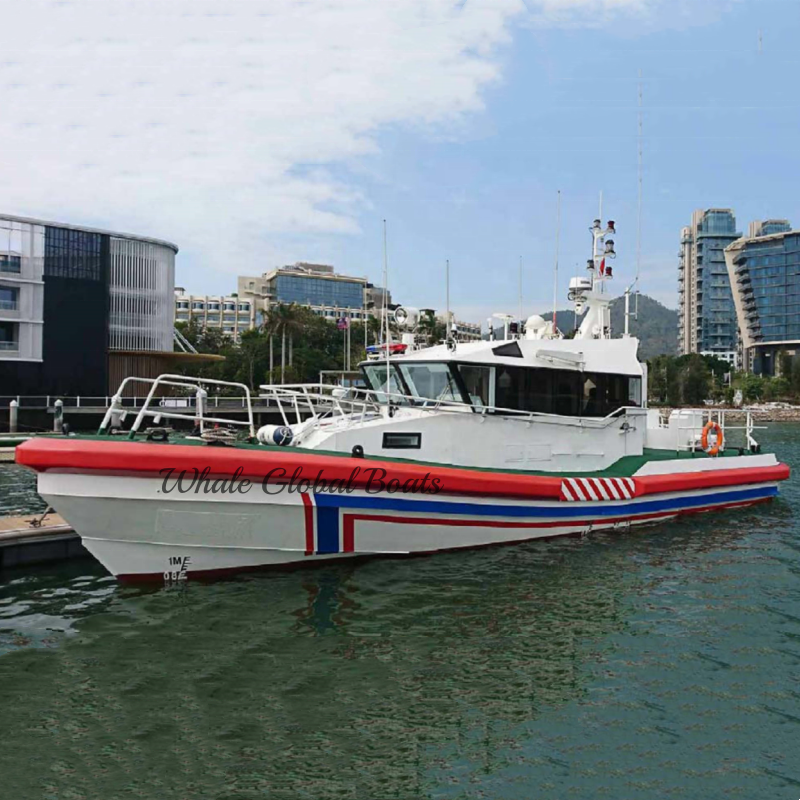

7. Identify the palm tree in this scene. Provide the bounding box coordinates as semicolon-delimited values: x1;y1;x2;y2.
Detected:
266;304;306;384
259;307;279;381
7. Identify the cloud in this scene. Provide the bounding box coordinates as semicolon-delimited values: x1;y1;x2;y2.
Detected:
0;0;656;282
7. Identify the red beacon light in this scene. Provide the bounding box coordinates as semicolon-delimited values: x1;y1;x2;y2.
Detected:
606;220;616;234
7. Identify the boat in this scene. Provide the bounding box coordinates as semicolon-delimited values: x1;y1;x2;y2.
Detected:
16;219;790;582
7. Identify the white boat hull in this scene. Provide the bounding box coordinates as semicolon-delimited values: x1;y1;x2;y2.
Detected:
38;470;781;582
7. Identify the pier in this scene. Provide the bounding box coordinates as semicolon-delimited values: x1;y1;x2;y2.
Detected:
0;511;86;569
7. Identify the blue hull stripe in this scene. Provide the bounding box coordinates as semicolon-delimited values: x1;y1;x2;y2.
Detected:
314;485;777;519
315;506;340;554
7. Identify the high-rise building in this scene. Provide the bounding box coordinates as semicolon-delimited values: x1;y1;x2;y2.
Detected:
748;220;792;238
678;209;741;361
725;222;800;375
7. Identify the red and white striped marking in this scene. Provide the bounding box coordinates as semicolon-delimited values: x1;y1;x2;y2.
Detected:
560;477;637;502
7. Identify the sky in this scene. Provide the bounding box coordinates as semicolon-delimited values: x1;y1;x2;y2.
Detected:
2;0;799;326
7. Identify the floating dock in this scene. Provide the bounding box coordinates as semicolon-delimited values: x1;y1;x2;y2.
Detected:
0;511;87;568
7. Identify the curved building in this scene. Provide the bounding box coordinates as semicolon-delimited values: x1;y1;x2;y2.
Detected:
0;214;179;396
726;222;800;375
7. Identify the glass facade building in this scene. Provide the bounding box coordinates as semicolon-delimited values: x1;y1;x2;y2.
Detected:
678;209;741;358
726;224;800;375
273;274;365;309
0;214;177;396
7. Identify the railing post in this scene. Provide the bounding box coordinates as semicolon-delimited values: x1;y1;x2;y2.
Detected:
9;399;18;434
54;399;63;433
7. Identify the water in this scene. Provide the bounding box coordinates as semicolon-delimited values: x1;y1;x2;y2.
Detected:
0;428;799;799
0;462;47;515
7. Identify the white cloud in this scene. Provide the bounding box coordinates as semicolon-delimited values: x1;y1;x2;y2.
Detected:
0;0;656;282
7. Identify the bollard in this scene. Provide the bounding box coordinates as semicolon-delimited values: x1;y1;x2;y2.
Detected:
54;399;63;433
9;399;18;434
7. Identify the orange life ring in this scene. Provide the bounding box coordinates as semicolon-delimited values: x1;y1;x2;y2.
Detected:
701;420;724;456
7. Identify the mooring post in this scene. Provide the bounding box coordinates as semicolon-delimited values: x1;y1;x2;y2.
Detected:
54;399;63;433
9;399;18;434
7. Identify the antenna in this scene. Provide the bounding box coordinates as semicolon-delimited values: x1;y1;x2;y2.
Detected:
383;219;390;393
446;258;450;340
625;70;644;338
635;69;643;315
553;190;561;334
518;256;523;327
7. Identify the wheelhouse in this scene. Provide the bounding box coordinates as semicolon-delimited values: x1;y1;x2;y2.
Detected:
361;359;642;418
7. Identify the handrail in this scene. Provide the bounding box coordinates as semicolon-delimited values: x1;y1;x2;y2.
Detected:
671;408;764;454
98;375;256;440
258;382;648;445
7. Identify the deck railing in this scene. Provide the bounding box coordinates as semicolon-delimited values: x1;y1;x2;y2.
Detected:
258;382;648;445
97;375;256;440
670;409;764;454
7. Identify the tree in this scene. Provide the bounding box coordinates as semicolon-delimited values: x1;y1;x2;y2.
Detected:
264;303;306;384
680;356;711;405
739;373;764;403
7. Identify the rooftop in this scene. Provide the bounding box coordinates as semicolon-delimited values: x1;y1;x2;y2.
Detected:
0;213;179;253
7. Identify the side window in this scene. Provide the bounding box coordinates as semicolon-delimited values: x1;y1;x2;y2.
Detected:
495;366;527;412
628;377;642;407
553;371;581;416
459;365;492;408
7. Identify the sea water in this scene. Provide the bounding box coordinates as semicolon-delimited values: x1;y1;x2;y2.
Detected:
0;426;798;798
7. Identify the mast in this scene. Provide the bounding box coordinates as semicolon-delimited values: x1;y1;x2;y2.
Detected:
446;258;450;340
626;70;644;337
383;219;390;393
553;190;561;334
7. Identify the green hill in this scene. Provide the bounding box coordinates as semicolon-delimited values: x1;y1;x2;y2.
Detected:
541;294;677;360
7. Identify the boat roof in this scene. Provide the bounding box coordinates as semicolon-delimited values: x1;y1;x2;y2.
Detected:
362;336;643;376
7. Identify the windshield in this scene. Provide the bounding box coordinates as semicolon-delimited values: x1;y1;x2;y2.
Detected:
397;362;460;404
362;364;408;404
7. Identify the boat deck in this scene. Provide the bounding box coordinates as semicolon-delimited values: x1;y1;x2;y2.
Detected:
46;433;755;478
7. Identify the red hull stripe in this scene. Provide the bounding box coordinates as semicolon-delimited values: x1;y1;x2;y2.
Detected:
16;438;790;500
342;516;355;553
301;491;314;556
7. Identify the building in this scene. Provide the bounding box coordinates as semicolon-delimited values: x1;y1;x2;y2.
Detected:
0;213;204;396
725;222;800;375
748;219;792;238
364;284;391;316
238;262;371;323
174;290;255;340
436;311;482;342
678;209;741;361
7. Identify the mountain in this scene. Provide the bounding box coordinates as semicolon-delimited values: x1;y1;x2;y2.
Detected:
540;294;678;360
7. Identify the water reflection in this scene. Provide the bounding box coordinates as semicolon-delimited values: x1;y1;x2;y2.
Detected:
0;425;795;798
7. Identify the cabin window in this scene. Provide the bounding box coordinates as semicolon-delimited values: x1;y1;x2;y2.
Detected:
628;378;642;407
494;366;634;417
362;364;408;404
397;363;460;404
459;365;492;408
